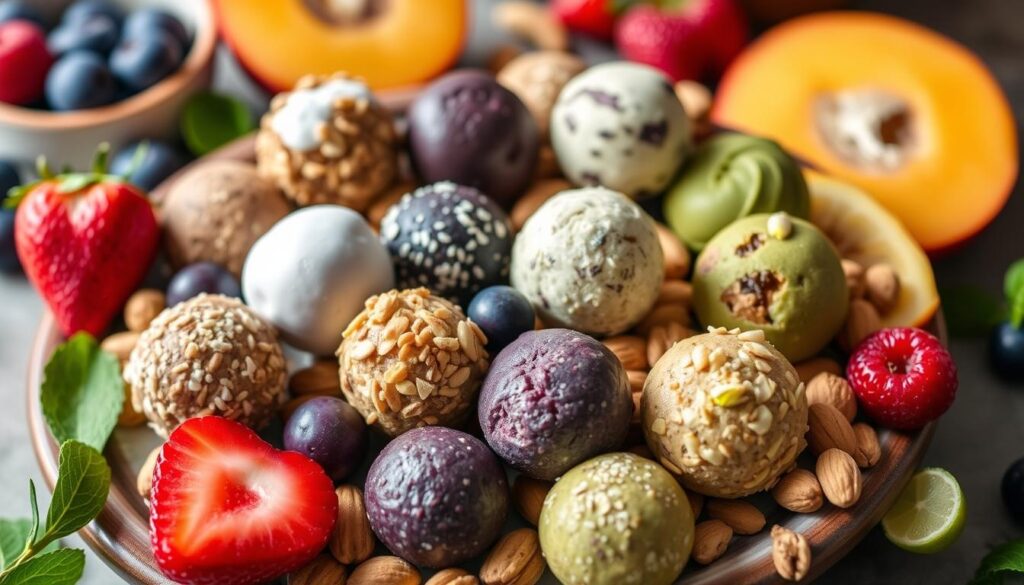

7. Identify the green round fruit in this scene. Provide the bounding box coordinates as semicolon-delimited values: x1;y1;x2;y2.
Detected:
538;452;694;585
882;468;966;554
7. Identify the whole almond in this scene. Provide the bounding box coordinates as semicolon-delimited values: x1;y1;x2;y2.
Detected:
853;423;882;468
688;491;705;519
487;44;522;74
480;528;546;585
492;1;569;51
865;263;900;314
603;336;648;370
137;446;161;499
656;223;691;279
816;449;862;508
807;403;859;460
289;361;342;396
771;525;811;582
512;476;552;526
288;553;347;585
771;469;824;513
124;289;166;332
840;299;882;351
806;373;856;422
637;304;691;336
794;357;841;384
627;369;647;394
647;322;694;367
706;499;765;535
656;279;694;306
118;381;146;427
101;331;140;364
425;568;479;585
511;178;572;230
348;556;420;585
692;520;733;565
673;80;713;137
329;485;376;565
841;259;866;299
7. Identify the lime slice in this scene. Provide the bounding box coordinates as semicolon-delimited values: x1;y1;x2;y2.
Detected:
882;468;966;553
180;92;254;157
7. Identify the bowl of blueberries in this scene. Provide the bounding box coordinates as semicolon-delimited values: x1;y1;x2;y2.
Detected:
0;0;216;168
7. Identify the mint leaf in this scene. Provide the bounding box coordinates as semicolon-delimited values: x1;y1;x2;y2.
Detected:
181;92;254;156
41;333;124;452
0;549;83;585
42;441;110;545
26;484;37;552
0;520;59;571
971;539;1024;584
940;286;1005;337
1005;260;1024;302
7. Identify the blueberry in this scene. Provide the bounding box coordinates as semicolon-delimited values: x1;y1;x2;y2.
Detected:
122;9;188;53
284;396;368;483
991;321;1024;381
467;285;535;353
48;14;119;57
0;160;20;195
0;0;45;27
62;0;123;27
0;161;21;274
1004;457;1024;524
45;51;117;111
166;262;241;306
109;140;186;192
109;32;181;92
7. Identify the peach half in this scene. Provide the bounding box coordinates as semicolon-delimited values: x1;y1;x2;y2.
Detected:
713;12;1018;254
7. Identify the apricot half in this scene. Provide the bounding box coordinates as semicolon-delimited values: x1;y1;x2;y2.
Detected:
713;12;1018;253
213;0;466;92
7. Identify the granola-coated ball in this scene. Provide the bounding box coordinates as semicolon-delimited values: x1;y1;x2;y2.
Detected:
256;73;399;211
497;50;586;140
642;328;809;498
124;294;288;438
365;427;509;568
539;453;694;585
337;288;490;437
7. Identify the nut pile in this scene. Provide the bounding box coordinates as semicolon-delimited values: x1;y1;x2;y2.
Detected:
839;259;902;349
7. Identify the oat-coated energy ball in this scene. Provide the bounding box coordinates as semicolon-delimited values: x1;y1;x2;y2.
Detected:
642;328;809;498
337;288;489;437
124;294;288;438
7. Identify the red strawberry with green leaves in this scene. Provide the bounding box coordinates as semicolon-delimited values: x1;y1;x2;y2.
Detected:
150;416;338;585
12;145;160;337
552;0;637;40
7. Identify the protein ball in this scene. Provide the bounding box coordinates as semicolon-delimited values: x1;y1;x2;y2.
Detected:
365;427;509;568
124;294;288;438
642;328;809;498
380;182;513;306
539;453;694;585
478;328;632;480
337;288;489;437
510;187;663;337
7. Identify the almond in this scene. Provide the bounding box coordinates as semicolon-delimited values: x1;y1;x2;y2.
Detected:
705;499;765;535
487;44;522;74
841;258;866;299
118;381;146;427
288;553;347;585
853;423;882;468
647;322;694;367
673;81;713;136
329;485;376;565
816;448;862;508
865;263;900;314
425;568;479;585
627;369;647;394
348;556;420;585
688;491;705;519
656;279;693;306
806;373;856;422
839;299;882;351
492;1;569;51
771;469;824;513
691;519;732;565
124;289;166;332
807;403;859;461
480;528;546;585
101;331;140;364
510;179;571;231
636;303;691;336
512;476;552;526
793;357;841;384
137;446;161;499
289;361;342;396
603;336;648;370
771;525;811;582
656;222;691;279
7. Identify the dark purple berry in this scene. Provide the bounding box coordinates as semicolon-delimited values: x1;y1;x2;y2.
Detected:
991;321;1024;381
45;50;116;111
109;31;181;92
0;0;45;27
122;8;188;52
166;262;241;306
47;14;119;57
1003;457;1024;524
283;396;367;484
467;285;534;352
109;140;186;192
62;0;123;27
0;160;21;274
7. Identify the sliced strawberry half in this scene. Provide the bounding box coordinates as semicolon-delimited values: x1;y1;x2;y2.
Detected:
150;417;338;585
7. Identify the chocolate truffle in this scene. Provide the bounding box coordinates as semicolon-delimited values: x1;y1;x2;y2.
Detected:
124;294;288;438
241;205;394;356
407;70;540;207
160;161;291;277
642;328;809;498
510;187;664;337
497;50;586;140
380;182;513;306
478;328;632;480
337;288;489;437
365;427;509;568
256;73;400;211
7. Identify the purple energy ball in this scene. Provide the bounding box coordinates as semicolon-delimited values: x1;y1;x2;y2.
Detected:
478;328;633;480
365;427;509;568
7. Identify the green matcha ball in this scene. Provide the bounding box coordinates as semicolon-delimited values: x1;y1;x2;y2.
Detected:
692;213;848;362
538;452;694;585
664;133;810;251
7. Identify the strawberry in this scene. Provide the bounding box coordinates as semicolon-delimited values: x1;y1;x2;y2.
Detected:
615;0;748;82
150;416;338;585
551;0;631;40
13;146;160;337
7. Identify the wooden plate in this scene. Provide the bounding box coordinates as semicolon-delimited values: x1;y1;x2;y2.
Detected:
27;136;941;584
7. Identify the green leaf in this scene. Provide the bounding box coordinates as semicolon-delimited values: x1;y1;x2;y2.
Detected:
40;333;124;452
1005;260;1024;302
0;549;84;585
26;484;37;550
1012;285;1024;329
939;286;1005;337
0;520;59;571
42;441;110;545
181;92;253;157
970;539;1024;585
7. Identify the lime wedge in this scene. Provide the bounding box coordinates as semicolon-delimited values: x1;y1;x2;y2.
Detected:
882;468;966;553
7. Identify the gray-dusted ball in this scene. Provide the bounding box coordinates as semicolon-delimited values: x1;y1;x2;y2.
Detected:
380;182;513;306
364;427;509;568
478;328;633;480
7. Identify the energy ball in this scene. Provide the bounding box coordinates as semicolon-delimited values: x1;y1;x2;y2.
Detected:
256;73;399;211
692;213;848;361
365;427;509;568
380;182;513;306
497;50;586;140
539;453;694;585
124;294;288;438
510;187;663;337
478;329;632;480
550;61;691;198
160;161;291;277
642;328;809;498
407;70;540;207
337;288;489;437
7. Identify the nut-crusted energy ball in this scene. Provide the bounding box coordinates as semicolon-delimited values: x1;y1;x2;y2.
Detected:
256;73;399;211
337;288;489;437
125;294;288;438
497;50;586;140
642;328;808;498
